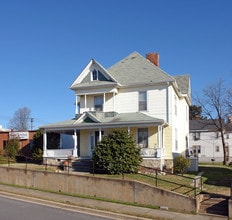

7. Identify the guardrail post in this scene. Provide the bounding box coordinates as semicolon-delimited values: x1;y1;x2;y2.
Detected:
194;178;197;197
231;178;232;199
155;169;158;187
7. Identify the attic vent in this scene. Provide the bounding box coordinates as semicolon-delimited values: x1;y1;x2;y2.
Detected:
105;112;115;117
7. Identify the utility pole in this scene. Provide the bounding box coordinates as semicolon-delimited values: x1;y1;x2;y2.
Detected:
30;118;34;131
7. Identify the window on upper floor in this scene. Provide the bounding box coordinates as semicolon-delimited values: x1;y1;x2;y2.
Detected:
174;95;177;116
139;91;147;111
215;132;220;139
92;69;98;81
215;146;220;152
193;132;200;141
94;95;103;111
138;128;148;148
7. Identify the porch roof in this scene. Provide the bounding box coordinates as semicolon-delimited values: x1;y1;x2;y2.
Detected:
40;112;165;131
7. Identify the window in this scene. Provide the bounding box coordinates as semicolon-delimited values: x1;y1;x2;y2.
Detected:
92;70;98;81
174;95;177;116
138;128;148;148
139;91;147;111
193;132;200;140
190;145;201;157
94;95;103;111
175;128;178;151
3;140;8;150
215;146;220;152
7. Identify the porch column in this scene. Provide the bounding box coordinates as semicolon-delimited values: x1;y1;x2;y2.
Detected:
75;95;78;115
113;92;115;111
73;129;78;157
84;94;87;109
99;127;102;142
158;125;164;171
103;93;105;112
43;130;47;157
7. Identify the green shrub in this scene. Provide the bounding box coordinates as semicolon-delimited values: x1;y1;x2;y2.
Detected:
5;138;19;159
32;148;43;162
32;129;43;162
92;129;142;174
173;155;191;175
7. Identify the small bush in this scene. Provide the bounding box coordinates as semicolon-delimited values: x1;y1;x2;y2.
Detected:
5;138;19;159
32;148;43;162
92;129;142;174
173;155;191;175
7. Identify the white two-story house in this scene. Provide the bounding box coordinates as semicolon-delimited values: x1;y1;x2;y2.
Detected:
189;119;232;163
41;51;191;170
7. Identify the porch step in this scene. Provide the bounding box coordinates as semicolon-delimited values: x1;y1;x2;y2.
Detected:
72;159;92;173
199;194;229;217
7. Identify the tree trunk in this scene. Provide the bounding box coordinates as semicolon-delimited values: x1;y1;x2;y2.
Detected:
220;129;227;165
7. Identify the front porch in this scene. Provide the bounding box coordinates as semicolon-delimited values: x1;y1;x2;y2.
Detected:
41;111;167;168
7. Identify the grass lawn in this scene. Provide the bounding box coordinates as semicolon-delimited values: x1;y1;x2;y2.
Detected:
91;164;232;197
198;164;232;196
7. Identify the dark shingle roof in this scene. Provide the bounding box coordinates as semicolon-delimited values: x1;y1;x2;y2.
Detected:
190;119;232;132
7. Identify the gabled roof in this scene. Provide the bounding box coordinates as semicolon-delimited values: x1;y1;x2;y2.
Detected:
108;51;175;86
70;59;118;90
173;74;191;97
40;112;165;130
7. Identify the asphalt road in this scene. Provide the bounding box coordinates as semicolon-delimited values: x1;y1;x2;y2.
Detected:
0;194;117;220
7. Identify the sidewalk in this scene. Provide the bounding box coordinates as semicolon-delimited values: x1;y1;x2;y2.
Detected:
0;184;227;220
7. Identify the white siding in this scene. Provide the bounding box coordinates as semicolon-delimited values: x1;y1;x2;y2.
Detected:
147;87;167;121
189;131;232;162
115;89;138;113
104;93;115;112
168;86;189;156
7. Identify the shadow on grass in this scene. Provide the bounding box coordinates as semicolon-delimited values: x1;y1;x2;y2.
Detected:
199;165;232;188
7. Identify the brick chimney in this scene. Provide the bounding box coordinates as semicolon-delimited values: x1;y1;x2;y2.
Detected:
146;52;159;67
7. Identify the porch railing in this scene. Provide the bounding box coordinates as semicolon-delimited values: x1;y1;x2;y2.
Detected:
44;149;73;158
140;148;163;158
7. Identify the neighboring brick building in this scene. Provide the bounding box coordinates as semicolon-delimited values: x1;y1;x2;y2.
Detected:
0;129;37;156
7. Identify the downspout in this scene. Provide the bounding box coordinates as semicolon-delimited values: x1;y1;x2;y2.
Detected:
166;83;170;124
159;124;165;171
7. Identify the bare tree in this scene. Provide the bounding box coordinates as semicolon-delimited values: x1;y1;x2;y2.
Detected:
8;107;31;131
195;80;231;165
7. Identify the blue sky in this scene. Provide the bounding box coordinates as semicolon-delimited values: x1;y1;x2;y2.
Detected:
1;0;232;129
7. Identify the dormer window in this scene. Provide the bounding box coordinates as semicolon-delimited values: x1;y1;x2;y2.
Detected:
92;70;98;81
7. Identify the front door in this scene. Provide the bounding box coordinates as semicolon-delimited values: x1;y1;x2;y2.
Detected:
89;131;104;157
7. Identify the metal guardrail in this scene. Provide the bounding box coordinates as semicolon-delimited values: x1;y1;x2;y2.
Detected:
0;155;203;197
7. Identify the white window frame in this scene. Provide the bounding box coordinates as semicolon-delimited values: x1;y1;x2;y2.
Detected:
138;91;147;111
